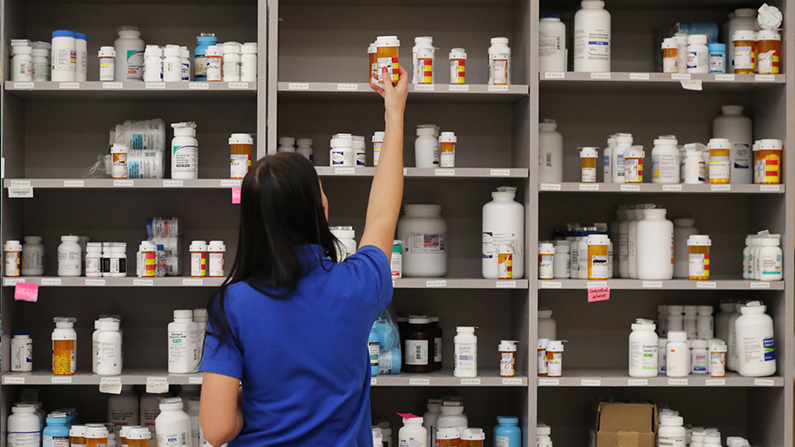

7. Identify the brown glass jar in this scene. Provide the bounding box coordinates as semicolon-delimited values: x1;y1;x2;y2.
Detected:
403;316;434;373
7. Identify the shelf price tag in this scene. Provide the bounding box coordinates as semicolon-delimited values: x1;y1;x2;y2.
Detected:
85;279;106;286
715;74;735;81
627;379;648;386
4;377;25;384
103;82;123;89
52;377;72;384
754;379;775;386
620;184;641;191
409;378;430;386
760;185;780;192
579;184;599;191
334;168;355;175
113;180;134;187
696;282;716;289
189;82;209;90
13;82;34;89
642;281;662;288
59;82;79;89
502;378;523;385
414;85;434;91
189;377;203;384
705;379;725;386
540;183;561;191
288;83;309;90
145;82;166;89
163;180;183;187
488;85;509;92
755;75;775;82
8;186;33;198
538;378;559;386
100;377;122;394
220;180;242;187
460;378;481;385
581;379;601;386
544;72;565;79
133;279;154;286
337;83;358;91
540;281;561;289
667;378;688;385
590;73;611;80
434;169;455;176
711;184;731;191
41;278;62;285
426;280;446;288
495;281;516;288
64;180;84;187
227;82;249;89
662;184;682;191
183;279;204;286
448;85;469;92
750;282;770;289
587;281;607;288
489;169;511;177
4;278;26;286
629;73;650;80
671;74;691;80
146;377;169;393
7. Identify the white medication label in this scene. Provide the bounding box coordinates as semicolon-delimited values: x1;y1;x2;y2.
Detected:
581;379;601;386
544;72;565;79
754;379;775;386
460;378;481;385
4;376;25;384
63;180;84;187
495;281;516;288
409;378;430;385
14;82;34;89
434;169;455;176
336;83;358;91
59;82;79;89
133;279;154;286
371;377;377;386
85;279;106;286
9;180;31;187
145;82;166;89
760;185;781;192
113;180;134;187
540;183;561;191
183;279;204;286
750;282;771;289
538;378;559;386
587;281;607;287
696;281;717;289
502;378;523;385
100;377;122;394
228;82;250;89
102;82;123;89
642;281;663;288
579;184;599;191
541;281;562;289
288;83;309;90
671;74;691;80
426;280;446;288
681;80;703;90
629;73;650;80
662;184;683;191
146;377;169;393
4;278;25;286
755;75;775;82
189;82;209;90
627;379;648;386
448;85;469;92
220;180;242;187
41;278;62;285
711;184;731;191
590;73;611;79
490;169;511;177
189;377;203;384
163;180;183;187
414;84;434;91
715;74;735;81
668;378;688;385
706;379;725;386
620;184;641;191
488;85;509;92
52;377;72;384
334;168;355;175
9;186;33;198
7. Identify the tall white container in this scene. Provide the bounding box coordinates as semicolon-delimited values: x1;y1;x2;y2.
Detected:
665;331;690;378
573;0;611;72
140;394;161;438
7;404;41;447
715;302;736;344
398;418;427;447
651;136;680;184
636;208;674;280
96;319;123;376
482;186;524;279
539;14;566;72
155;398;192;447
114;26;145;82
168;309;200;374
453;326;477;378
415;126;439;168
611;133;632;183
735;301;776;377
398;205;447;277
627;207;648;279
171;122;198;180
713;105;753;184
629;319;658;377
538;121;563;183
728;9;758;72
672;218;698;278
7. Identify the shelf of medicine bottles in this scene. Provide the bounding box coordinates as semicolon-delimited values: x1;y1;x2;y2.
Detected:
1;277;226;288
538;279;784;291
277;82;529;104
537;369;783;388
1;369;204;386
316;167;529;179
4;81;257;101
539;183;784;194
3;179;243;190
539;72;785;93
394;278;528;289
372;369;527;387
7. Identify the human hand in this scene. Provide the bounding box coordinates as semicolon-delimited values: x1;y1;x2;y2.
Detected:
370;65;408;122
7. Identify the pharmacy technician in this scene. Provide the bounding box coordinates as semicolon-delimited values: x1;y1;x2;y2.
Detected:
199;65;408;447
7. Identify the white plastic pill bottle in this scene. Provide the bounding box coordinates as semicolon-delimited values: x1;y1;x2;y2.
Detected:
398;205;447;277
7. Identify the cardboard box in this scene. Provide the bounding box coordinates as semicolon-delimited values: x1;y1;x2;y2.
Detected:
590;402;657;447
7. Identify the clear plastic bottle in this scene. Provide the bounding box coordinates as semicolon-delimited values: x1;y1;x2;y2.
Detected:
538;120;563;183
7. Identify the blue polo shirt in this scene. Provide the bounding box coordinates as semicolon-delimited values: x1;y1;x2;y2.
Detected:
199;244;393;447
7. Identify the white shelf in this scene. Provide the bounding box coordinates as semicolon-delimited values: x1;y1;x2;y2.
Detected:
539;183;784;194
538;279;784;291
537;369;783;388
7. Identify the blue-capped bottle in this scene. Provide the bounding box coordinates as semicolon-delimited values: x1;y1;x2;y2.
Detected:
194;33;218;81
494;416;521;447
43;412;70;447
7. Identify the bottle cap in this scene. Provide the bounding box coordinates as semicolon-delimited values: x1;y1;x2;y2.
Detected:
687;34;708;45
661;38;677;50
687;235;712;246
667;331;687;342
437;427;460;440
52;30;76;38
580;147;598;158
456;326;476;333
546;340;564;352
461;428;485;441
375;36;400;47
230;133;254;145
208;241;226;252
499;340;518;352
408;316;430;324
174;309;193;319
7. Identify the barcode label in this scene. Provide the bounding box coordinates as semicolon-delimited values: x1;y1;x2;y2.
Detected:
629;73;650;80
706;379;725;386
461;378;481;385
426;280;446;288
696;282;717;289
189;83;209;90
183;279;204;286
146;377;169;393
541;281;561;289
103;82;123;89
371;377;377;386
662;184;683;191
337;83;358;91
496;281;516;288
409;378;430;385
9;186;33;198
627;379;648;386
52;377;72;384
538;378;559;385
414;85;434;91
85;279;106;286
145;82;166;89
9;180;31;186
41;278;62;285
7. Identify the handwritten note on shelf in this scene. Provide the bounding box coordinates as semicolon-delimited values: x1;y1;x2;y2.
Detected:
588;286;610;302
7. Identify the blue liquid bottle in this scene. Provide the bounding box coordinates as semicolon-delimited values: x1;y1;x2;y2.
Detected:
495;416;521;447
43;412;70;447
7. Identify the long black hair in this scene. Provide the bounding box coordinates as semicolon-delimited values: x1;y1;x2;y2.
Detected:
206;152;339;350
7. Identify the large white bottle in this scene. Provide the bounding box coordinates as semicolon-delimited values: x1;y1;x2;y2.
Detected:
482;186;525;279
108;386;140;436
168;309;200;374
171;122;198;180
114;26;145;81
539;14;566;72
627;207;647;279
713;105;753;184
727;9;758;72
672;218;698;278
538;121;563;183
611;133;632;183
155;398;193;447
715;302;736;343
573;0;611;72
636;208;674;280
735;301;776;377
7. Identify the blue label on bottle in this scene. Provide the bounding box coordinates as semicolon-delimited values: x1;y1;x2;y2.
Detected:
764;337;775;361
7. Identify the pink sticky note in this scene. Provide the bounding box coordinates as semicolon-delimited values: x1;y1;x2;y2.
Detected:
587;286;610;302
232;187;242;204
14;283;39;302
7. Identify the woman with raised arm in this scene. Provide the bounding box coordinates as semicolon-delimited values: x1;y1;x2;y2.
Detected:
198;65;409;447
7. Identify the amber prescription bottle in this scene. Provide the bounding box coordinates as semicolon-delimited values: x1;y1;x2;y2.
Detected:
127;427;151;447
707;138;731;184
52;317;77;375
580;147;598;183
687;235;711;281
756;30;780;75
662;38;678;73
499;340;518;377
403;316;433;373
438;427;461;447
70;425;87;447
368;42;377;83
587;234;610;280
375;35;400;86
754;139;783;184
439;132;456;169
624;145;645;184
732;30;756;74
461;428;485;447
229;133;254;179
449;48;466;84
537;338;549;376
85;425;108;447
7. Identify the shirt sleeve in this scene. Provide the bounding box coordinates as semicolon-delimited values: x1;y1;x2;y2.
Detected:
345;244;393;315
199;291;244;380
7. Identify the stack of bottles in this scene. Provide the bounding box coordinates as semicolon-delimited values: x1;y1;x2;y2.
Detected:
276;137;314;161
542;222;613;280
2;236;131;278
137;217;182;277
742;230;783;280
109;119;167;180
405;398;522;447
369;308;402;375
169;308;208;374
9;39;53;82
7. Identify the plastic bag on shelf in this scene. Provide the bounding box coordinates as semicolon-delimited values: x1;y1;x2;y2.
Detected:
371;304;402;375
114;119;166;179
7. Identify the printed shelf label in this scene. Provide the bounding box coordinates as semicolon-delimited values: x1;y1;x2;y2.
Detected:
502;378;523;385
113;180;134;187
52;377;72;384
460;378;481;385
5;377;25;384
9;186;33;198
133;279;154;286
13;82;34;89
64;180;84;187
189;83;209;90
288;83;309;90
85;279;106;286
750;282;770;289
220;180;242;187
434;169;455;176
671;74;691;80
754;379;775;386
590;73;611;79
581;379;601;386
426;280;446;288
189;377;204;384
10;180;31;186
642;281;663;288
495;281;516;288
629;73;650;80
538;378;559;386
696;282;717;289
541;281;561;289
755;75;775;82
587;281;607;288
183;279;204;286
627;379;648;386
145;82;166;89
163;180;183;187
706;379;725;386
760;185;780;192
448;85;469;92
489;169;511;177
668;378;688;385
715;74;735;81
540;183;561;191
620;184;641;191
4;278;26;286
59;83;79;89
414;85;434;91
544;72;565;79
334;168;355;175
41;278;62;285
711;184;731;191
146;377;169;393
409;378;430;385
100;377;122;394
337;83;358;91
103;82;123;89
488;85;509;92
662;184;683;191
227;82;249;89
579;184;599;191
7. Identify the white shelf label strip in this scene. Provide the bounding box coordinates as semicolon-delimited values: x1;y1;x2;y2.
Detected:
627;379;648;386
706;379;725;386
502;378;523;385
538;378;559;386
460;378;481;385
541;281;562;289
409;378;430;385
581;379;601;386
495;281;516;288
52;377;72;384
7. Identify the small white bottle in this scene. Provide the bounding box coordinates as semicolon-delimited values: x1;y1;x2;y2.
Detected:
171;122;198;180
683;305;698;339
372;131;385;167
241;43;258;82
696;305;714;339
51;30;76;82
168;310;200;374
330;134;354;167
296;138;314;162
687;34;709;73
488;37;511;85
11;330;33;372
538;120;563;183
573;0;611;73
11;45;33;82
180;46;191;81
546;340;564;377
538;243;554;280
735;301;776;377
155;398;192;447
552;243;570;279
163;46;182;82
205;45;222;82
657;337;667;374
665;331;690;378
690;339;709;374
75;32;87;81
223;42;241;82
398;417;427;447
21;236;45;276
278;137;296;153
415;125;438;168
684;149;706;184
757;236;782;281
658;416;687;447
110;245;127;277
651;136;680;184
628;319;658;377
96;319;123;376
143;46;163;82
453;326;477;378
539;13;566;72
32;46;50;82
57;235;82;277
208;240;226;278
99;46;116;82
611;133;632;183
